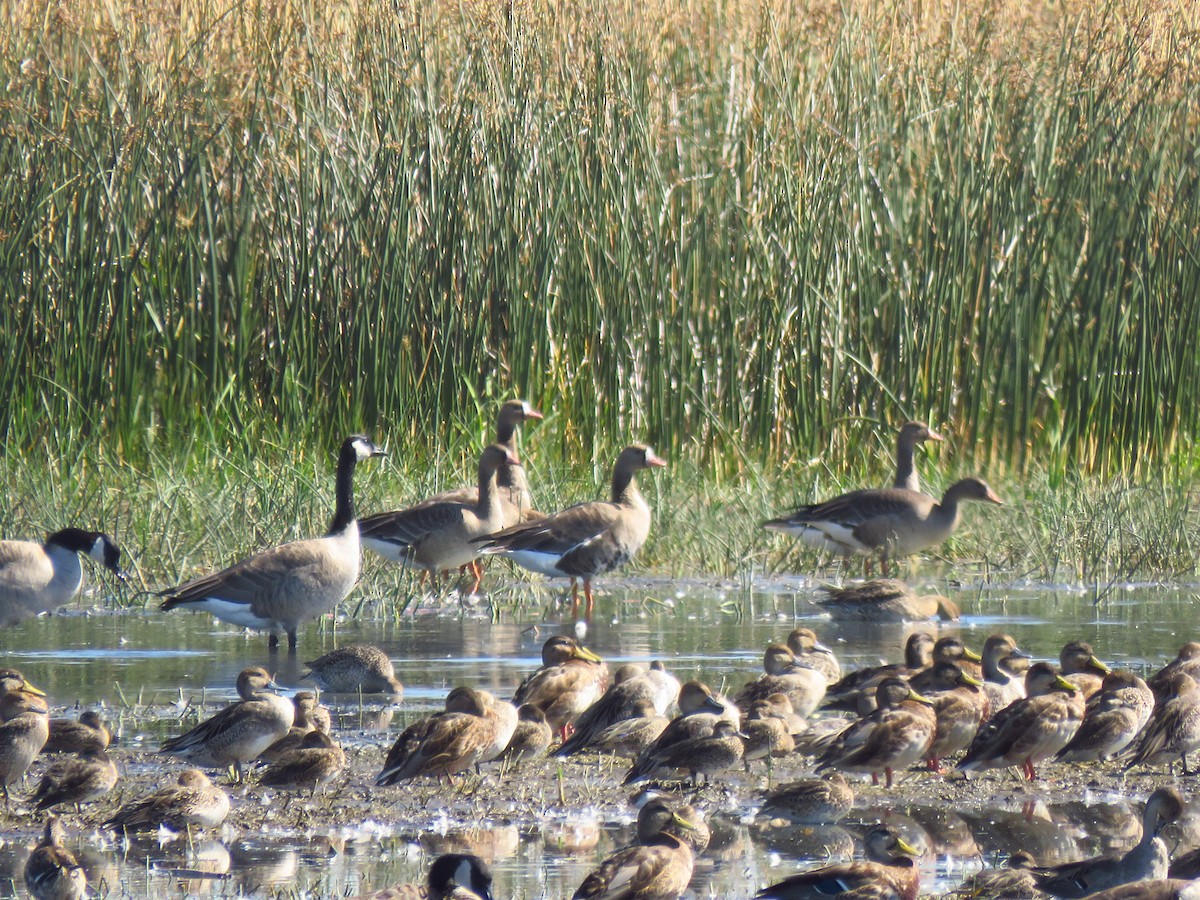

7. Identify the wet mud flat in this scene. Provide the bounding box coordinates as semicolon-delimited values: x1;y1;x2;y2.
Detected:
1;700;1198;899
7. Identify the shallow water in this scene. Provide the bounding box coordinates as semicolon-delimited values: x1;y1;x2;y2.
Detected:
1;575;1198;898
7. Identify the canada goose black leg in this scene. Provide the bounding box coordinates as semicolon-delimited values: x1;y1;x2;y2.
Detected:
269;633;279;651
287;630;298;652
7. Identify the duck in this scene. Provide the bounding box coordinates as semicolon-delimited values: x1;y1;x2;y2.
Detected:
375;686;483;781
1056;670;1154;763
571;801;700;900
352;852;494;900
755;825;922;900
817;579;961;623
958;662;1083;781
552;661;678;757
0;668;44;697
823;632;936;712
23;817;86;900
0;689;49;805
742;697;797;766
787;628;842;681
892;421;944;492
623;719;746;786
159;667;295;779
161;434;386;650
1030;787;1186;898
906;637;983;693
1083;884;1200;900
104;768;231;832
359;444;518;593
736;642;827;718
376;688;510;783
1148;643;1200;701
42;710;111;755
303;644;403;696
1059;641;1111;700
258;730;345;793
625;681;736;770
758;772;855;825
980;634;1032;713
816;677;937;788
586;699;671;760
0;528;125;626
259;692;331;761
32;748;118;811
1124;671;1200;774
764;477;1003;572
922;662;989;771
472;444;667;616
512;636;609;741
498;704;553;762
951;851;1040;900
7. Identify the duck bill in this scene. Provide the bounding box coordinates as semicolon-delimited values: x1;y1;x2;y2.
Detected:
573;646;603;664
895;836;921;857
961;673;985;688
1054;675;1079;693
22;680;46;697
702;696;727;715
907;689;935;706
671;812;698;830
963;648;983;663
1088;657;1112;675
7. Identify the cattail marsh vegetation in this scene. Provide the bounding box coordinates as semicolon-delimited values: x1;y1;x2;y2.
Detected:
2;0;1199;585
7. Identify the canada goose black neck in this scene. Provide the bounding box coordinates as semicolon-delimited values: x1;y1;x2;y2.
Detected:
328;436;369;535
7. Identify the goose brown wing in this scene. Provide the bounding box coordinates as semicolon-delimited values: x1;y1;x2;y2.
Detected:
160;539;331;608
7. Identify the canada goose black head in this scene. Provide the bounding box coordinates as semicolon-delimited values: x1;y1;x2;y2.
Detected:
427;853;493;900
46;529;125;580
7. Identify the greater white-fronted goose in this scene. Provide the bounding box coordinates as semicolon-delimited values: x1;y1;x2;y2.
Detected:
104;768;231;832
0;689;49;806
159;667;294;779
1057;670;1153;763
958;662;1083;781
360;444;518;594
817;578;960;622
754;826;922;900
512;636;609;742
1124;671;1200;774
764;477;1002;572
893;421;944;492
1031;787;1185;898
472;444;667;616
304;644;403;696
352;852;494;900
32;748;118;811
161;434;386;650
24;817;86;900
0;529;124;626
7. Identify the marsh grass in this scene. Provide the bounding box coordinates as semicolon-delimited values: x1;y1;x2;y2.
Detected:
2;0;1200;476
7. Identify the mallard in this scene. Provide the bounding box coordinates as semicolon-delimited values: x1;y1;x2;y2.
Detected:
159;667;295;779
1148;642;1200;702
787;628;842;682
623;719;745;786
755;825;922;900
104;768;231;832
377;688;510;783
23;817;86;900
32;748;118;811
907;638;983;693
1030;787;1185;898
0;686;49;721
1058;642;1111;700
376;687;481;780
352;852;494;900
498;704;553;763
922;662;988;771
758;772;855;826
624;681;736;771
736;643;827;718
958;663;1083;780
304;644;403;696
764;478;1003;572
1124;671;1200;774
980;635;1032;713
571;802;700;900
0;689;49;805
0;669;45;698
817;579;960;623
952;851;1040;899
816;677;937;787
824;632;936;712
42;710;110;755
553;660;678;758
1056;670;1153;763
473;444;667;616
258;730;345;793
586;699;671;760
513;636;609;741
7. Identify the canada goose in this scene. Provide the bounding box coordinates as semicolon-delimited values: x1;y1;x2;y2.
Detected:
161;434;385;650
24;817;86;900
104;768;231;832
258;730;346;793
755;826;922;900
303;644;403;696
43;710;110;755
1031;787;1186;898
32;748;118;811
159;667;295;779
572;802;700;900
764;477;1002;572
360;444;518;593
0;528;124;625
893;421;944;493
473;444;667;616
758;772;855;826
1057;670;1154;763
352;852;494;900
512;636;609;742
0;690;49;806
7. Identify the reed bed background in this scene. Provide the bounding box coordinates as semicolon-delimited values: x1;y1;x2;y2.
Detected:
2;0;1200;585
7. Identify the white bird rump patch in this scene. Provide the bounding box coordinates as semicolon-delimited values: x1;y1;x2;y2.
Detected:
184;598;278;630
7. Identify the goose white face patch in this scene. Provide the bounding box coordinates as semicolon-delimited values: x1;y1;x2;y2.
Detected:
88;537;108;562
351;437;375;459
453;858;474;890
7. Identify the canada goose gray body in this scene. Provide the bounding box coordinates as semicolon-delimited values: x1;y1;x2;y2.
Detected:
159;667;295;777
160;435;385;650
0;529;124;625
104;768;231;832
24;817;86;900
359;444;517;581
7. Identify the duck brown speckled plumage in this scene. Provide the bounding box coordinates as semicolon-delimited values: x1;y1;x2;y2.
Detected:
513;636;609;742
32;747;118;811
43;711;111;755
304;644;403;696
755;825;922;900
104;768;231;832
24;817;86;900
0;690;49;805
571;801;700;900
